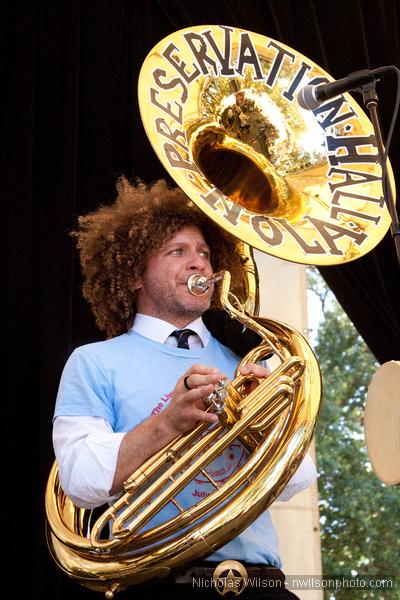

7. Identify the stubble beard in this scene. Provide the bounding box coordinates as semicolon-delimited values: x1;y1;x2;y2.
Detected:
141;278;212;324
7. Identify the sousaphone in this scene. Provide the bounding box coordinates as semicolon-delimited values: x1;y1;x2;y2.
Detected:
45;25;394;597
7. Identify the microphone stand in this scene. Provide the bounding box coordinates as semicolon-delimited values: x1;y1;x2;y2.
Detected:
359;82;400;267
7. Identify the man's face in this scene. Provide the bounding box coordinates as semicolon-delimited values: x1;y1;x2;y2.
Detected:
135;225;214;327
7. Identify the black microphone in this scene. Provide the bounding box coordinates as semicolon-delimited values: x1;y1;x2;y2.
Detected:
297;66;394;110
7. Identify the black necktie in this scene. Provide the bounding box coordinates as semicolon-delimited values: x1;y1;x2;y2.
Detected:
171;329;196;349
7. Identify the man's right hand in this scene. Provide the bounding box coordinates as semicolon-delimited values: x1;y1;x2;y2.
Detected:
161;364;226;434
111;365;226;495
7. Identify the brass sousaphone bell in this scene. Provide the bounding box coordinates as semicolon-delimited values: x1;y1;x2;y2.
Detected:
45;25;394;597
138;25;392;266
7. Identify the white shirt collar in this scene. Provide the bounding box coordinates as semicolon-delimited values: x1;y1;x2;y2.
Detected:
132;314;210;347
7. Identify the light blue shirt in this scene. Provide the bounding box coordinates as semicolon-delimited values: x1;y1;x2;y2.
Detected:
53;315;316;567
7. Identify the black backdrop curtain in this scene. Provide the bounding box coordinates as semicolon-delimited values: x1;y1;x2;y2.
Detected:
3;1;399;598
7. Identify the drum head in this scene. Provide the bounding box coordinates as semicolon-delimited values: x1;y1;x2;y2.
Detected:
364;361;400;486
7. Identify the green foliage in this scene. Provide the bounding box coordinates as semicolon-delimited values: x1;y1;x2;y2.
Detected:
307;268;400;599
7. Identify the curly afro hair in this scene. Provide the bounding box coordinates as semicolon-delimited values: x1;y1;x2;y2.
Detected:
72;177;246;338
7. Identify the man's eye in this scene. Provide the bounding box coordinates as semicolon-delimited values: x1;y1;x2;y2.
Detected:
200;250;210;258
170;248;183;255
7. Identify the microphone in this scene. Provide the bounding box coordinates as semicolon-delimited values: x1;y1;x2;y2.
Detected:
297;66;394;110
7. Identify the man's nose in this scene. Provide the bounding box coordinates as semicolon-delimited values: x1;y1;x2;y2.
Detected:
187;251;207;271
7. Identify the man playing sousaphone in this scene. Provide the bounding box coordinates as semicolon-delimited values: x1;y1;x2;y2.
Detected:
52;176;316;598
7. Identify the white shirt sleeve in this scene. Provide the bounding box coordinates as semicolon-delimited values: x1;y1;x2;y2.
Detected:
53;415;125;509
276;452;317;501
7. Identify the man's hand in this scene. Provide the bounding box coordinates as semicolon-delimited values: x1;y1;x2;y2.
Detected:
240;362;271;378
161;364;226;434
239;362;271;393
